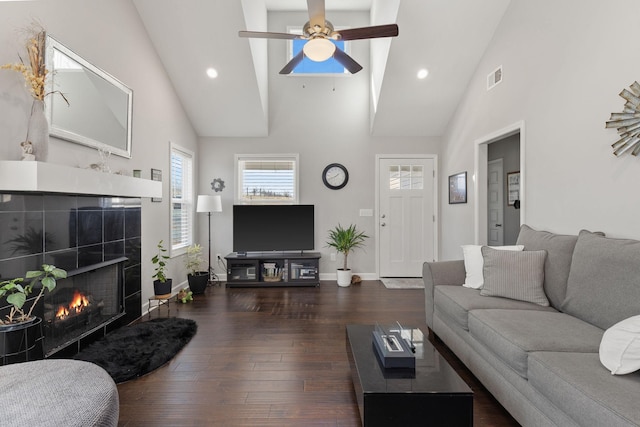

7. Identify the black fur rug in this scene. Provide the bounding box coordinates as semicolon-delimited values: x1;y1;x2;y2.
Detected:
74;317;197;383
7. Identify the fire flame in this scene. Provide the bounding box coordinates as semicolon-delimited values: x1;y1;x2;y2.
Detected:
55;291;90;320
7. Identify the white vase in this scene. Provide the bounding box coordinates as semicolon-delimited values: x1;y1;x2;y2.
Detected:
336;269;352;287
24;99;49;162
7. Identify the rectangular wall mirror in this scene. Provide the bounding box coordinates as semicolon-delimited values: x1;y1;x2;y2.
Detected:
45;35;133;158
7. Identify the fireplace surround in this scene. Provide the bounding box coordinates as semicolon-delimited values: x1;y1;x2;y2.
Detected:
0;193;143;359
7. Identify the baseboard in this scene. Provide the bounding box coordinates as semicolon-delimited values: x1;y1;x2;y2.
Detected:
319;272;378;281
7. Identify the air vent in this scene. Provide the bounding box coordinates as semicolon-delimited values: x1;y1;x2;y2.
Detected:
487;66;503;90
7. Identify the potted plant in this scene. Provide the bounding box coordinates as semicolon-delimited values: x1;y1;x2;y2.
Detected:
0;264;67;364
326;224;369;287
185;244;208;295
152;240;172;295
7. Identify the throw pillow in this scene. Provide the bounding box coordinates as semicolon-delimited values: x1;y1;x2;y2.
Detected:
599;315;640;375
480;246;549;306
461;244;524;289
561;230;640;330
515;224;580;309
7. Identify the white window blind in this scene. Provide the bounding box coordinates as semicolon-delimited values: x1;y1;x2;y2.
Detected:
236;154;299;204
170;144;194;254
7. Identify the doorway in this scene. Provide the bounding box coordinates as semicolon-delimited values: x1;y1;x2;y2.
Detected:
376;155;438;277
474;122;525;245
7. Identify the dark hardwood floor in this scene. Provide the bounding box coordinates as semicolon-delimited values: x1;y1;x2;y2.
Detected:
117;281;519;426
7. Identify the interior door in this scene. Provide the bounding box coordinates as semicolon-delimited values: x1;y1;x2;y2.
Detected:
379;157;435;277
488;159;504;246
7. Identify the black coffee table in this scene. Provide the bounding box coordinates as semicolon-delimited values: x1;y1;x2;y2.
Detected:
346;324;473;427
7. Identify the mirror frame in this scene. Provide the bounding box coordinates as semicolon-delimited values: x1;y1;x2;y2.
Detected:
45;35;133;158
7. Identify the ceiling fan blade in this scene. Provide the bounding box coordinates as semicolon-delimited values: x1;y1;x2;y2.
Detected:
279;50;306;75
239;30;301;40
335;24;399;41
307;0;326;30
333;49;363;74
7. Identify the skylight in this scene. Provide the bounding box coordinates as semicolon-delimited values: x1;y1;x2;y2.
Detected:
288;28;348;75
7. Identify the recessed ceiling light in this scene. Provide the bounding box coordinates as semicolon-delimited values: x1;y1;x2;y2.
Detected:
417;69;429;79
206;68;218;79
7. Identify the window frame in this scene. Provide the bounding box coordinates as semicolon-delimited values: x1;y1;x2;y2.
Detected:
169;142;195;257
234;153;300;205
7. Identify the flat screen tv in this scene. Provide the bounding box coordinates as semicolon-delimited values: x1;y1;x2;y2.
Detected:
233;204;314;252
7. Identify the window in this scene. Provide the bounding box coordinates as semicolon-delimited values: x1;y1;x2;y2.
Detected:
389;165;423;190
170;143;194;255
235;154;299;204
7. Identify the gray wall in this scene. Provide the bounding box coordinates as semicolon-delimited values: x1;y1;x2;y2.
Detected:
488;133;520;245
0;0;198;305
198;11;439;278
439;0;640;259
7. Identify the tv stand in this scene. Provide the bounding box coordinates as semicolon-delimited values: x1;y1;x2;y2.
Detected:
225;252;320;287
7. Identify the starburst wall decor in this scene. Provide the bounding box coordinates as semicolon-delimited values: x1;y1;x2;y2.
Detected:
606;81;640;157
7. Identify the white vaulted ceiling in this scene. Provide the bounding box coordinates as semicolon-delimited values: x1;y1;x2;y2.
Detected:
133;0;510;138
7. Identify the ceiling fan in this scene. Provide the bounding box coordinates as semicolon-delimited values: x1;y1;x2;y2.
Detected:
238;0;399;75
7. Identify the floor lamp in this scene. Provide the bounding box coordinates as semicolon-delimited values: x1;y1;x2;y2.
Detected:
196;195;222;284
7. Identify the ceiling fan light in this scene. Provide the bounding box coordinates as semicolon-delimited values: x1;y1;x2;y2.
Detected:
303;38;336;62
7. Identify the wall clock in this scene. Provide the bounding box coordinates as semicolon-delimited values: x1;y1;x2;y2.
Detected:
322;163;349;190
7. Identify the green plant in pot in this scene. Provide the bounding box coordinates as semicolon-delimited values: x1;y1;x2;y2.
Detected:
0;264;67;364
326;224;368;287
185;244;208;295
152;240;172;296
0;264;67;326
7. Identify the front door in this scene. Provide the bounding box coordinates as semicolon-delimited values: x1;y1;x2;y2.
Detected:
378;157;436;277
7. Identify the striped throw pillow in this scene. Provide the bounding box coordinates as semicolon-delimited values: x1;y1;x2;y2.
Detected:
480;246;549;306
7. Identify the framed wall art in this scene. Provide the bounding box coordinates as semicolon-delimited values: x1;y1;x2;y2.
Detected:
151;168;162;202
507;171;520;206
449;172;467;204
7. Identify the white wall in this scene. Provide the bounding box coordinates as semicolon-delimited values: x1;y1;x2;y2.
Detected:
198;11;439;278
0;0;198;303
439;0;640;260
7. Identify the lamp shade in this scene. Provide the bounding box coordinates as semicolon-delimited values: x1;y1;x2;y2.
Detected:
196;195;222;213
303;38;336;62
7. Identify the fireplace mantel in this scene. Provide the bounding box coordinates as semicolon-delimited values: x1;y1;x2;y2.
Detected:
0;161;161;198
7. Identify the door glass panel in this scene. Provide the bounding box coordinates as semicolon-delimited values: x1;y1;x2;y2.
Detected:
389;165;424;190
411;165;423;189
400;166;411;189
389;166;400;189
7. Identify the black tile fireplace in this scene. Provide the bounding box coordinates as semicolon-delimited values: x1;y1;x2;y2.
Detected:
42;258;125;356
0;193;142;359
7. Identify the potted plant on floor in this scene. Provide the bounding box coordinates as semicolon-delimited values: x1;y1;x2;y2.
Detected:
185;244;208;295
0;264;67;364
152;240;172;295
326;224;369;287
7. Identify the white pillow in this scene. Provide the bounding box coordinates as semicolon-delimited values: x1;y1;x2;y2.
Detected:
599;315;640;375
461;244;524;289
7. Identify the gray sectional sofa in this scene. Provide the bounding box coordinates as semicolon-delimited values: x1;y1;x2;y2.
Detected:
423;225;640;427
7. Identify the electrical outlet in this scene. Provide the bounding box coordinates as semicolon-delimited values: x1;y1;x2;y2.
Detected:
330;252;336;261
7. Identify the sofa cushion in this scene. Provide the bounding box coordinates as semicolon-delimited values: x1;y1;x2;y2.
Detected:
515;224;579;309
480;247;549;306
529;352;640;427
561;230;640;330
469;309;603;378
433;285;556;331
461;244;524;289
600;315;640;375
